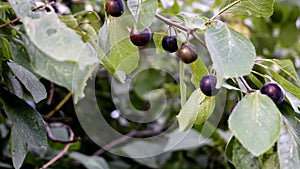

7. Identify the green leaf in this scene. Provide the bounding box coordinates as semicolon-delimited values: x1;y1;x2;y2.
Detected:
10;130;27;169
285;91;300;114
262;153;280;169
69;152;110;169
271;59;300;84
153;32;167;54
1;37;12;60
195;96;215;126
191;58;209;88
8;0;98;68
3;72;24;99
96;23;125;82
249;73;263;88
79;23;98;42
7;62;47;103
23;36;97;103
177;89;203;132
179;62;186;106
177;89;209;132
220;0;275;17
225;136;235;163
270;70;300;99
75;11;101;31
179;12;206;30
261;59;300;84
98;21;110;54
205;21;256;78
277;118;300;169
9;0;100;102
232;138;260;169
0;90;47;169
10;41;33;73
165;129;213;151
58;15;79;29
121;140;165;168
109;16;139;74
110;38;139;74
127;0;158;30
133;69;164;98
228;91;281;156
279;21;299;47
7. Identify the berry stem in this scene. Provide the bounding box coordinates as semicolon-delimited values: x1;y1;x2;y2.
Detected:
155;13;206;47
239;77;254;93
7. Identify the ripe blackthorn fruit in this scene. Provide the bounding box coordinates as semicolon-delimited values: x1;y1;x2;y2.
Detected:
260;82;284;104
130;28;152;46
178;44;198;64
200;74;220;96
162;35;178;53
105;0;125;17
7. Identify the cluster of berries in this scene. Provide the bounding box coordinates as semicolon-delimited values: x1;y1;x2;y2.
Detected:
106;0;198;64
106;0;285;103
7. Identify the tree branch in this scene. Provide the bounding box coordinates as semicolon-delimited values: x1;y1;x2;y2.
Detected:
155;13;206;47
41;123;79;169
92;128;164;156
45;123;81;144
47;83;55;105
0;17;20;29
44;92;72;119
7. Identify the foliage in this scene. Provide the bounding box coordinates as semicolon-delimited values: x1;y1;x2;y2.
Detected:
0;0;299;168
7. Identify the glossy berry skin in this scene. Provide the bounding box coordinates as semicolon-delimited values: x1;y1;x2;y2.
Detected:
260;82;284;104
178;44;198;64
105;0;125;17
162;35;178;53
130;28;152;46
200;74;220;96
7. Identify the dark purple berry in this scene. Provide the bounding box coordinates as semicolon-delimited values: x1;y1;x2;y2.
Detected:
178;44;198;64
130;28;152;46
162;35;178;53
260;82;284;104
200;74;220;96
105;0;125;17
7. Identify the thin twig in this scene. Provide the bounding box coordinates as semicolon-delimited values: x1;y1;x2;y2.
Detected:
32;1;55;11
40;144;71;169
45;123;81;143
209;0;241;21
92;131;137;156
155;13;206;47
40;123;77;169
0;17;20;29
155;13;187;31
93;128;163;156
44;92;72;119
